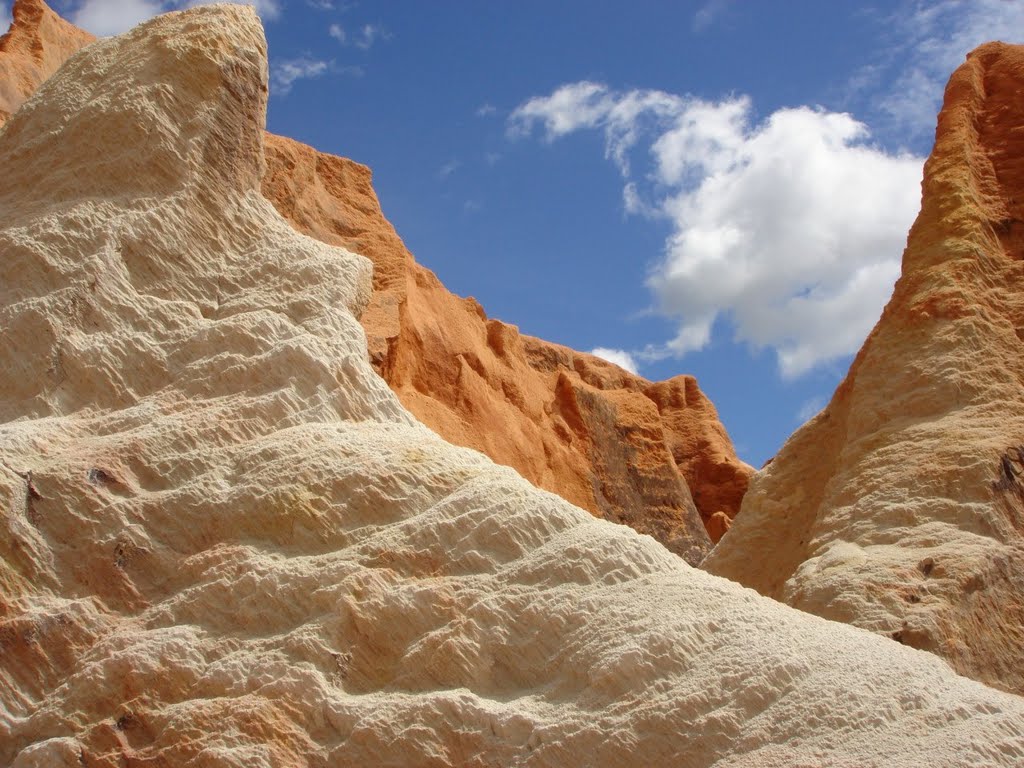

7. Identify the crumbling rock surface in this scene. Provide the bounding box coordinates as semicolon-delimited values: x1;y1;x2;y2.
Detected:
261;132;752;562
0;1;751;560
705;41;1024;695
0;0;94;127
2;8;1024;766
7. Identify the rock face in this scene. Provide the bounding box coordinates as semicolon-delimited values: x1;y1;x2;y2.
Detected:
705;42;1024;695
4;8;1024;765
0;1;751;561
0;0;94;127
262;132;752;563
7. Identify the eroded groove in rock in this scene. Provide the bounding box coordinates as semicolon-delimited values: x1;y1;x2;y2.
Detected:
705;41;1024;695
2;7;1024;766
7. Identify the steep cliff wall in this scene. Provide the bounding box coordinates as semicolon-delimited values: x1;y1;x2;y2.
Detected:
262;131;752;563
705;41;1024;695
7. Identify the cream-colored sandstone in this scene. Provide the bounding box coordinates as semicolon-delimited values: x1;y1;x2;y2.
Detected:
705;42;1024;695
2;7;1024;766
1;0;751;558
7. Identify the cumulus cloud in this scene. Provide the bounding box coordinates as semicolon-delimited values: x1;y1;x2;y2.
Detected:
512;85;923;378
72;0;162;35
70;0;280;36
271;57;330;94
590;348;639;375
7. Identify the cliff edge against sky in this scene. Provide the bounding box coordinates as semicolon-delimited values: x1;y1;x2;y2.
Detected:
0;0;751;562
706;40;1024;695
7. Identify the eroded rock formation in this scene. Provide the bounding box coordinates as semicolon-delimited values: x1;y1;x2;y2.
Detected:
0;0;751;562
705;42;1024;695
3;7;1024;765
262;123;751;563
0;0;93;127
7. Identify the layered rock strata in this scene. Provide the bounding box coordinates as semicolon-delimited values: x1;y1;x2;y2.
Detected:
3;8;1024;765
705;41;1024;695
0;0;752;561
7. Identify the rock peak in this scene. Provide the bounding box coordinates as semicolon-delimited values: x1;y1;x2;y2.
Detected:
705;41;1024;695
0;0;93;126
1;4;267;214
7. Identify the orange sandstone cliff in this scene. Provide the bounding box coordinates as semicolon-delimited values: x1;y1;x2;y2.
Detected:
0;0;94;126
262;134;752;562
705;42;1024;694
0;0;752;562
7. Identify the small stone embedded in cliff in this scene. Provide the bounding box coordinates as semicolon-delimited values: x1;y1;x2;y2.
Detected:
3;7;1024;765
704;40;1024;696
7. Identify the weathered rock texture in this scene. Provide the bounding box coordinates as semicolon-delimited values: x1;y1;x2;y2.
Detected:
262;130;751;563
4;8;1024;765
705;42;1024;695
0;0;94;127
0;0;751;562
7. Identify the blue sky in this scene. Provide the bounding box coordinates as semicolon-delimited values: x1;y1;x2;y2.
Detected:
7;0;1022;466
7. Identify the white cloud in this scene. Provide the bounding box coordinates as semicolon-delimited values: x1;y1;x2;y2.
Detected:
271;57;330;94
797;395;826;424
327;21;389;49
590;347;639;375
1;3;12;34
438;159;460;179
692;0;731;32
70;0;280;36
476;103;497;117
354;23;386;49
72;0;163;35
866;0;1024;134
509;82;683;175
512;85;923;378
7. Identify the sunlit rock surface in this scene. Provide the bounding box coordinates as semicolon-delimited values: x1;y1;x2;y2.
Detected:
262;130;751;562
0;0;750;561
705;41;1024;695
0;0;93;127
2;7;1024;766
